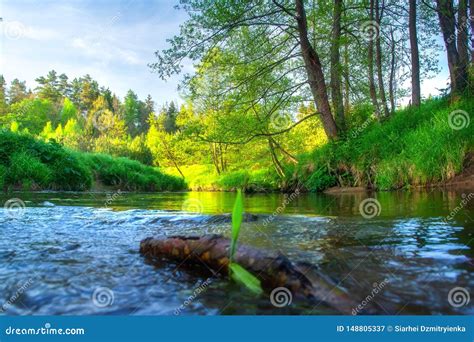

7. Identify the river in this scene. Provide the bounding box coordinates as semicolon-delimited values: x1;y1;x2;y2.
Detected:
0;190;472;315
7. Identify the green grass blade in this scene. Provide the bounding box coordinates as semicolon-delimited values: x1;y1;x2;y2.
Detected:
229;189;243;261
229;262;263;295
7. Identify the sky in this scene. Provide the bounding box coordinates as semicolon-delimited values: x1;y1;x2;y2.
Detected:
0;0;449;107
0;0;190;106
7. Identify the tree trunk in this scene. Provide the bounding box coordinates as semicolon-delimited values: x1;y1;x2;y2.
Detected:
457;0;469;69
343;42;351;113
140;234;365;314
389;28;397;113
268;138;286;178
375;0;389;116
210;143;221;175
409;0;421;106
295;0;339;139
368;0;380;116
470;0;474;65
330;0;346;131
436;0;468;93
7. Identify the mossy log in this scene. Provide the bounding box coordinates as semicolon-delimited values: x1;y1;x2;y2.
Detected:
140;234;362;314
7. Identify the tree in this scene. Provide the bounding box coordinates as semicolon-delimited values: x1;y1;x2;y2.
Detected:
150;0;340;140
330;0;346;130
123;89;141;135
368;0;380;116
8;79;29;104
0;75;8;116
409;0;421;106
35;70;62;103
435;0;469;93
374;0;389;117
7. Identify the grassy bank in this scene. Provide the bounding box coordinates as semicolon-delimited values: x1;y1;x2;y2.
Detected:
294;96;473;191
168;96;473;192
164;164;280;192
0;130;185;191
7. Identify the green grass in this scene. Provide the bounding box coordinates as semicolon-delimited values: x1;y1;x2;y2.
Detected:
165;164;280;192
0;130;185;192
295;96;474;191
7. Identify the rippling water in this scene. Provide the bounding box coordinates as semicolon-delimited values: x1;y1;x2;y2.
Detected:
0;190;472;315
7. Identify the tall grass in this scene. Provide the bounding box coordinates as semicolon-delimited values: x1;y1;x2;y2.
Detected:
0;130;185;192
295;96;473;191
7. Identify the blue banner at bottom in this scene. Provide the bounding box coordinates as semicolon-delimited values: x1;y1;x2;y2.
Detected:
0;316;473;342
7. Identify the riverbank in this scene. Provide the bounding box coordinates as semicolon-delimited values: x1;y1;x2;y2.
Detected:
165;96;473;193
1;97;472;194
0;130;185;192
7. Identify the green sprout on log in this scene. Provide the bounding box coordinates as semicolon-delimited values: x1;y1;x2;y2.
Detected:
228;189;263;295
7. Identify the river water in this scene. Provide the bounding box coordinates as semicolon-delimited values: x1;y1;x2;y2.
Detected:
0;190;472;315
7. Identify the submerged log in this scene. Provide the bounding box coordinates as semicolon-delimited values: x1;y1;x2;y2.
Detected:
140;234;363;314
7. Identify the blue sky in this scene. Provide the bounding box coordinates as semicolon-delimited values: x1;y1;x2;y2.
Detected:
1;0;449;107
0;0;190;106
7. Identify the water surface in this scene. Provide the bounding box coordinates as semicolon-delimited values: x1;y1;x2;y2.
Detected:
0;190;472;315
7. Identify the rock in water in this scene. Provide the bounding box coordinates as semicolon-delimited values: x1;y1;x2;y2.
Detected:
140;234;362;314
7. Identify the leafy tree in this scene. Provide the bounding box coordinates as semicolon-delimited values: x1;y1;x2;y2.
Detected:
8;79;29;104
0;75;8;116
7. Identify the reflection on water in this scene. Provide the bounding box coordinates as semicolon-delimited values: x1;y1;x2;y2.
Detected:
0;190;472;315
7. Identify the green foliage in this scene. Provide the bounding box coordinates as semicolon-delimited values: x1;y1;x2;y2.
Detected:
6;152;52;189
0;130;91;190
78;152;185;191
230;189;243;261
298;97;474;191
0;130;184;192
228;189;263;295
229;262;263;295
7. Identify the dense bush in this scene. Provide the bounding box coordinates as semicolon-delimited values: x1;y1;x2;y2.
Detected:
295;96;474;191
0;130;185;191
78;153;185;191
